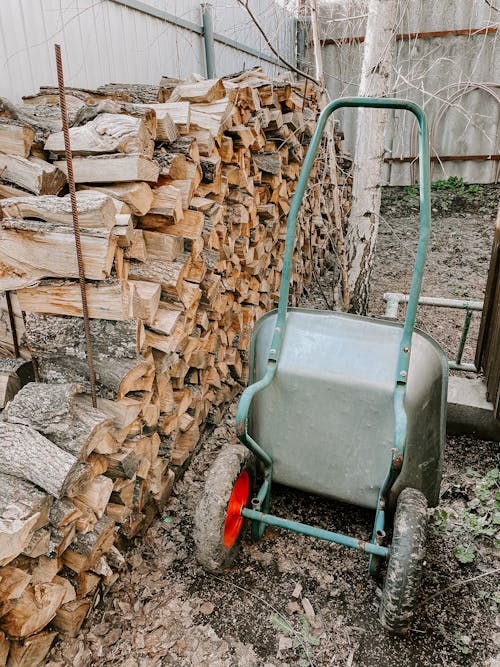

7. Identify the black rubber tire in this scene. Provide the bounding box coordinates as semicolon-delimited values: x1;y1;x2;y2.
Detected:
194;445;256;573
379;487;428;634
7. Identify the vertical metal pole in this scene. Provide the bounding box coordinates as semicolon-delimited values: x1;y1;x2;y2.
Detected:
296;17;308;74
201;3;216;79
55;44;98;408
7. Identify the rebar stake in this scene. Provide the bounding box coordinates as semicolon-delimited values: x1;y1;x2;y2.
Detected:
55;43;97;408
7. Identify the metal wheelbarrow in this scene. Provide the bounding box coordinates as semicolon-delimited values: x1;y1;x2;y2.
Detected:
194;98;448;634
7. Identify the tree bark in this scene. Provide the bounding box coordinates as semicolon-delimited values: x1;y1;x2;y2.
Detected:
345;0;398;314
0;423;89;499
4;383;113;459
0;472;52;567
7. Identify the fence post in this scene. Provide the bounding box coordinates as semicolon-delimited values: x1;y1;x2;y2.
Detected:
201;3;216;78
295;16;308;73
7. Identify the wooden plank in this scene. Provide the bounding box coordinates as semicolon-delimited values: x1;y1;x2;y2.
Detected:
476;204;500;422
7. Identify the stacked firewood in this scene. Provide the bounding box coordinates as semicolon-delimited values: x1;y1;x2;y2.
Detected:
0;70;351;663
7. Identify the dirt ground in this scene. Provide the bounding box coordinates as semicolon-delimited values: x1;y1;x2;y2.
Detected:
48;194;499;667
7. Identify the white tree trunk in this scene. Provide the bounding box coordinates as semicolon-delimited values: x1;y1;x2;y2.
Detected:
346;0;398;313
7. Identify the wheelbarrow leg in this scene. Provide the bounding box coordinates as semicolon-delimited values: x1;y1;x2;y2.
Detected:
369;487;387;577
251;469;272;541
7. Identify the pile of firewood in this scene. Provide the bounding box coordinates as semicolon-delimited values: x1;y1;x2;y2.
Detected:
0;69;351;664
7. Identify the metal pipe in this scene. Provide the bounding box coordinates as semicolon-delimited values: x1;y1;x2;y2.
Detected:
448;361;477;372
241;508;389;558
456;310;473;365
384;292;483;312
201;3;216;79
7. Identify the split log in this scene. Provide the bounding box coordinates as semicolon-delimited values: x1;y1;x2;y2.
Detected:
148;184;183;220
0;423;90;499
129;280;161;323
51;598;92;637
46;113;154;157
77;181;153;216
134;104;178;142
0;155;66;195
0;358;32;409
157;102;190;132
54;154;159;184
17;279;134;321
169;78;225;103
143;230;184;262
0;120;34;157
0;473;52;567
0;219;116;291
0;192;117;229
7;630;58;667
62;515;115;573
128;257;189;300
0;582;66;639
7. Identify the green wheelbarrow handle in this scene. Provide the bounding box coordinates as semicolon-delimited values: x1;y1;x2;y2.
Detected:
236;97;431;465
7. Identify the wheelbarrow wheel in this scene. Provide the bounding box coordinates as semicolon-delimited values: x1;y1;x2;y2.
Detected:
194;445;255;573
379;487;428;634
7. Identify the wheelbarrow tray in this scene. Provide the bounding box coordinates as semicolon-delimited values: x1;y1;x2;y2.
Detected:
248;308;448;510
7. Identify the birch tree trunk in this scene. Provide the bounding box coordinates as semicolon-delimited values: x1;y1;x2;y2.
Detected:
345;0;398;313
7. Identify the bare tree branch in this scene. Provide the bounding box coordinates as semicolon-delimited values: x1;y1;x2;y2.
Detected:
235;0;320;85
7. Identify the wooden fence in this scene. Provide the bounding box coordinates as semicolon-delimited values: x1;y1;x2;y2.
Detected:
476;204;500;424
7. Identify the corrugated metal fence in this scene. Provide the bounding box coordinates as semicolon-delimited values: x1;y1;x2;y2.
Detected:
0;0;295;103
313;0;499;184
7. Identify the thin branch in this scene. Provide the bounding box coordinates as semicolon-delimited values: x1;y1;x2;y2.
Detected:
421;568;500;606
235;0;320;86
483;0;499;10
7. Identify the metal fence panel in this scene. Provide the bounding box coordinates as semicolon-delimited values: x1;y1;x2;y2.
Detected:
0;0;294;103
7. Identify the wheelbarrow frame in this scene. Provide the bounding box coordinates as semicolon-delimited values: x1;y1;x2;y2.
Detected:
234;97;432;568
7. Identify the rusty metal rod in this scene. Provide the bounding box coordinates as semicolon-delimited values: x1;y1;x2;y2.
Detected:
55;44;97;407
5;292;20;358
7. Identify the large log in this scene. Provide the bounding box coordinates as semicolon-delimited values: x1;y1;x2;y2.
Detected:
0;423;90;499
0;155;66;195
0;192;117;229
45;113;154;157
0;219;116;291
24;314;144;360
4;383;113;460
54;154;159;184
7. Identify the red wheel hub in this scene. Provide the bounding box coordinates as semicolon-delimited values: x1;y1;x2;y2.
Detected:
223;470;250;548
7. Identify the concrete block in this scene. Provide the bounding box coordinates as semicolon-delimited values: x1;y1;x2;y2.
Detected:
447;375;500;441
